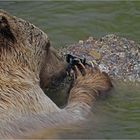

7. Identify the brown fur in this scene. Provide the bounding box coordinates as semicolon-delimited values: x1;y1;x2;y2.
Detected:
0;9;66;123
0;10;112;139
68;70;112;106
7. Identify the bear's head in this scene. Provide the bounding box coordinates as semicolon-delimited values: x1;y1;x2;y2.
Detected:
0;10;67;89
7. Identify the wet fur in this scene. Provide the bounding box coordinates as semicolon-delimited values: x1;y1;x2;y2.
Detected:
0;10;112;138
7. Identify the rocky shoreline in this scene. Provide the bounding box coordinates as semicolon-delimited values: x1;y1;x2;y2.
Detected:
61;34;140;83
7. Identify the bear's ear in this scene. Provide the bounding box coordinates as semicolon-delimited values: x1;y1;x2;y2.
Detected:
0;12;16;43
45;40;51;53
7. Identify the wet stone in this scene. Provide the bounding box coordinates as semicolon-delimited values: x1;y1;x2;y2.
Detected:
61;34;140;83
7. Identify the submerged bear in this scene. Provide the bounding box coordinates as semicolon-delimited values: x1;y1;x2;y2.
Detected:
0;10;112;138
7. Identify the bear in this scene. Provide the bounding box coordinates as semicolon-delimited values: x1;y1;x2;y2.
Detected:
0;10;112;139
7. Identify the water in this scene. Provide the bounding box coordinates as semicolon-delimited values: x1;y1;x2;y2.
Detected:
1;1;140;47
0;1;140;139
46;81;140;139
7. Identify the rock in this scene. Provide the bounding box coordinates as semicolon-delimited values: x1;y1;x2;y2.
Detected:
61;34;140;83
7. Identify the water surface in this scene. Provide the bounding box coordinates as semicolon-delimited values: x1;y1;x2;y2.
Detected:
1;1;140;47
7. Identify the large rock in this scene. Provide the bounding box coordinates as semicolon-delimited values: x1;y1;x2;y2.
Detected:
62;34;140;82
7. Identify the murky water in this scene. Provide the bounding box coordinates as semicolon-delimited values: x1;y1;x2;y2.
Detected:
1;1;140;139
